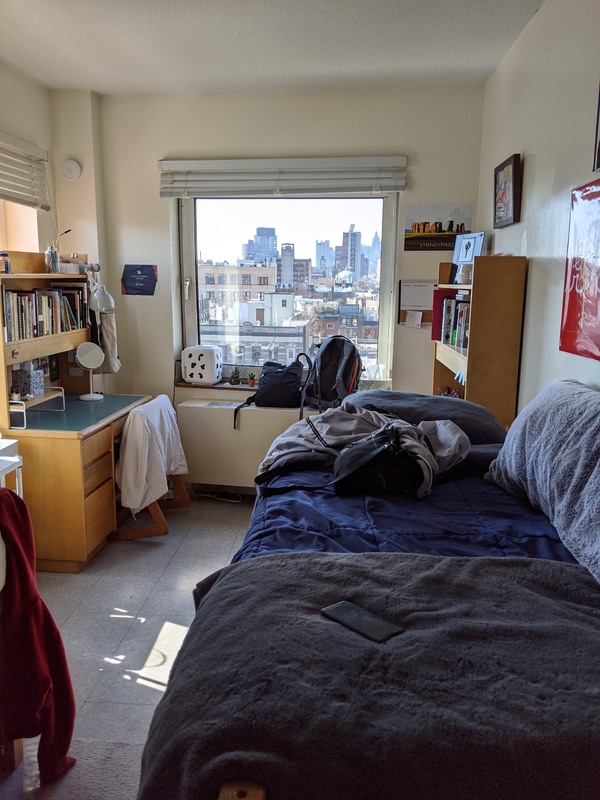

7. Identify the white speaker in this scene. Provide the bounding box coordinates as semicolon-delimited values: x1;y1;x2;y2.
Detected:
181;345;223;385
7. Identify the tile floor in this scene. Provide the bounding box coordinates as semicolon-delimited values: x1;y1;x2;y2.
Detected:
21;490;255;791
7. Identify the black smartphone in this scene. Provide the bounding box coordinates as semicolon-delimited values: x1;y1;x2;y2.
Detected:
321;600;403;643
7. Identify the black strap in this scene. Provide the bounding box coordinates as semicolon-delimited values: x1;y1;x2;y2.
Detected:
233;394;256;430
333;338;356;401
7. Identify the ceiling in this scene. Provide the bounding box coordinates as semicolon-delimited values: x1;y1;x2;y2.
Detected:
0;0;543;95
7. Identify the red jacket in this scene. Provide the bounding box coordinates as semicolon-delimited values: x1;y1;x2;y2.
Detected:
0;488;76;784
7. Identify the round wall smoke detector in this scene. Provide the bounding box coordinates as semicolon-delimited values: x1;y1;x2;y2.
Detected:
63;159;82;181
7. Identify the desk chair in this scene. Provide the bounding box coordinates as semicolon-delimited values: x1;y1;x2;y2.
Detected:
113;394;190;540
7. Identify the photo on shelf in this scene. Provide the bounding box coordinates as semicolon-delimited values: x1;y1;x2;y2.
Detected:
451;232;485;283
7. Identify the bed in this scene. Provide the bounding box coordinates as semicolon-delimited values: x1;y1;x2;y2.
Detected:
137;379;600;800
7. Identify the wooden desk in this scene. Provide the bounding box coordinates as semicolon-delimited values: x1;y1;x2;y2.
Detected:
4;394;150;573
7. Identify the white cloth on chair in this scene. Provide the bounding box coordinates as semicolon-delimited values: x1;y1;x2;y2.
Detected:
115;395;188;515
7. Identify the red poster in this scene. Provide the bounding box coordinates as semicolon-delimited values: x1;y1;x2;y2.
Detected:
559;179;600;361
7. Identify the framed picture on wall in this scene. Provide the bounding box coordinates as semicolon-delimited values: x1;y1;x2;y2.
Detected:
493;154;523;228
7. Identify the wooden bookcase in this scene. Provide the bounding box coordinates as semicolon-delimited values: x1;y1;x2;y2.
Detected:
0;250;90;429
432;256;527;429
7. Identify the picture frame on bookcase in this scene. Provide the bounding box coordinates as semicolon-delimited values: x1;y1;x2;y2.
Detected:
494;154;522;228
451;232;484;284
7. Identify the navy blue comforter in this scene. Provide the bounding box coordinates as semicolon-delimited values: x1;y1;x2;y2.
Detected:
232;391;577;566
233;470;576;564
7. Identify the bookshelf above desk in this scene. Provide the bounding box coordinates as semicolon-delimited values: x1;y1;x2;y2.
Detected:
0;250;91;430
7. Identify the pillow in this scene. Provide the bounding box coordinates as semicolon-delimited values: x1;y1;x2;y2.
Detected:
486;379;600;583
345;390;506;444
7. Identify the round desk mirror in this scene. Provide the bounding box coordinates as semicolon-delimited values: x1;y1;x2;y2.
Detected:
76;342;105;401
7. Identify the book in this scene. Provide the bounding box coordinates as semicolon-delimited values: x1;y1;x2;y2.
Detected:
37;289;62;334
441;298;456;345
455;302;470;349
52;282;88;328
62;295;78;330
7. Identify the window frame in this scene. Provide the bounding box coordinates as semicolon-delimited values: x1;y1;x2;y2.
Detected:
179;192;399;377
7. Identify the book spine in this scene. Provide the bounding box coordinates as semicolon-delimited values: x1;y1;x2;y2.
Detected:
455;302;470;349
2;287;11;342
441;298;455;345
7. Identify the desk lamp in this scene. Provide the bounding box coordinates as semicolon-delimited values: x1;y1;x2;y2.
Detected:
86;264;116;313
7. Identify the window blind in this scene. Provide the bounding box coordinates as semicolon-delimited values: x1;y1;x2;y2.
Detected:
0;131;50;211
159;156;407;198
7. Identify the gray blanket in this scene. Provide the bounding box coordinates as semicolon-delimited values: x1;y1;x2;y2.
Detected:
137;553;600;800
487;379;600;582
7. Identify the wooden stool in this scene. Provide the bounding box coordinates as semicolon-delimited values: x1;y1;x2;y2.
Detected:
111;475;190;541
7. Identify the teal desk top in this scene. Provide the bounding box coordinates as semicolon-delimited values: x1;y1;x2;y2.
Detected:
23;394;147;433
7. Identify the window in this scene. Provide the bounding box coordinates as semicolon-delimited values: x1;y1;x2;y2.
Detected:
174;157;405;374
182;196;398;373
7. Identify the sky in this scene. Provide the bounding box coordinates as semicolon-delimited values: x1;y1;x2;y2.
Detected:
195;198;383;264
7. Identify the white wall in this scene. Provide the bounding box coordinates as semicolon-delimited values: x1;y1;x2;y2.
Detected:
478;0;600;405
94;87;483;398
4;0;598;406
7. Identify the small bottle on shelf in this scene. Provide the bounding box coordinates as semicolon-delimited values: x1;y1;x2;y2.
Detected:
0;251;10;273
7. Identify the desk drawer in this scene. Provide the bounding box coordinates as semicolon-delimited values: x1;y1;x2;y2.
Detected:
82;427;112;468
85;479;115;554
83;452;112;496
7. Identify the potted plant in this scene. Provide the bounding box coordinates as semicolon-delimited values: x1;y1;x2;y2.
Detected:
229;366;241;385
247;371;256;387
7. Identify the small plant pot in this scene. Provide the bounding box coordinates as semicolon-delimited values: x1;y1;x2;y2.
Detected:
247;378;256;387
230;377;240;385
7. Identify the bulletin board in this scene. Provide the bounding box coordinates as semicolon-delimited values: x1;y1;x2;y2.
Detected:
398;280;435;326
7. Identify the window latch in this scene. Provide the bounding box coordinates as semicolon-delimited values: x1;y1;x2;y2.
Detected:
184;277;191;301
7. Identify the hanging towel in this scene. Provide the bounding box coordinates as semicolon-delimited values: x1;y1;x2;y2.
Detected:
99;312;121;373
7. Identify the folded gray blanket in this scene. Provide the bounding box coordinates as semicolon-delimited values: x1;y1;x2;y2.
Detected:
138;552;600;800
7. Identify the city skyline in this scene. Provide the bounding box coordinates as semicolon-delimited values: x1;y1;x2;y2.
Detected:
195;197;383;264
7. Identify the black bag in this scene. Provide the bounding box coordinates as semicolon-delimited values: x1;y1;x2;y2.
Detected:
332;426;423;497
300;335;362;416
234;354;311;429
255;425;424;498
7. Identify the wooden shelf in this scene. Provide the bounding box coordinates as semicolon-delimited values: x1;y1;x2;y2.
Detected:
0;251;91;431
4;328;88;365
435;341;468;374
432;256;527;429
